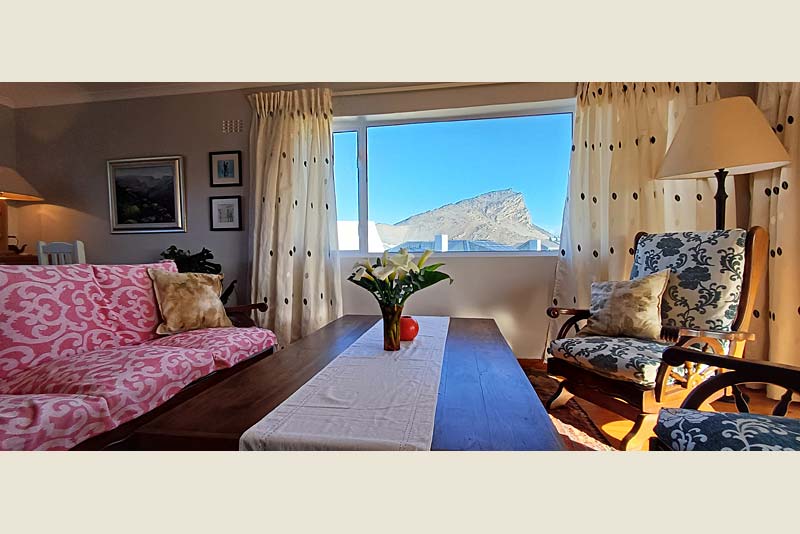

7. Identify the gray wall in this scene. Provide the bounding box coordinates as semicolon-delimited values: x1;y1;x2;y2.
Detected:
13;91;252;302
0;104;14;167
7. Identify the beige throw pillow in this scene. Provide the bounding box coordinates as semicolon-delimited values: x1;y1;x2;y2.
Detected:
147;269;233;335
578;269;670;341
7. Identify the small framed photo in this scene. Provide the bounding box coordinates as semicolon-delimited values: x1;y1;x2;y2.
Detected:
209;150;242;187
209;195;242;231
107;155;187;234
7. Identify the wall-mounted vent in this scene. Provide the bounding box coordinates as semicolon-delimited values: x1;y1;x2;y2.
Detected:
222;119;244;133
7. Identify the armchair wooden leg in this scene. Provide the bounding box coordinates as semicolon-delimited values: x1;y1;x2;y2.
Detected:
546;380;574;410
620;413;658;451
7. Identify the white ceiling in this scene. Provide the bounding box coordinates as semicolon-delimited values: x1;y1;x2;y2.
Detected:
0;82;286;109
0;82;434;109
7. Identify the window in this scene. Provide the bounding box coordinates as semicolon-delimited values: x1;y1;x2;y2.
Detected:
333;100;573;255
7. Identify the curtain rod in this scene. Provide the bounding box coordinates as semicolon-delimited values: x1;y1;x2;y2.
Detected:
332;82;502;97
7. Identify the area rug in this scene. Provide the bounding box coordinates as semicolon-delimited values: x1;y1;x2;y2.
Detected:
527;371;616;451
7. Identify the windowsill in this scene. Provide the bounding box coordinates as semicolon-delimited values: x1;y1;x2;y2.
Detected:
337;250;559;259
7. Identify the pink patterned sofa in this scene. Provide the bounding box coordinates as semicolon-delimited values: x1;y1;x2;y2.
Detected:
0;261;277;450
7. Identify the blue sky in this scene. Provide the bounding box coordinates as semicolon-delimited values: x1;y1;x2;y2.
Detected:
333;112;572;236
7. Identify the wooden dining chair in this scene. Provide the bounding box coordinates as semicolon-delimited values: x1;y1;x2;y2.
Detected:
545;227;768;450
36;240;87;265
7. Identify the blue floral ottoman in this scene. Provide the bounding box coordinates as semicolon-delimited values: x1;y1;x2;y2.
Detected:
655;408;800;451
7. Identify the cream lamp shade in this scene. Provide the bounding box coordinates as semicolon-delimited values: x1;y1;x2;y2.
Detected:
656;96;790;229
0;166;43;201
657;96;790;180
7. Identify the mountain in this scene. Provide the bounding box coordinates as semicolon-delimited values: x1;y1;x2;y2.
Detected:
375;189;556;249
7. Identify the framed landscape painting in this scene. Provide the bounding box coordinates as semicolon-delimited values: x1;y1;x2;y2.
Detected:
107;156;187;233
209;195;242;231
209;150;242;187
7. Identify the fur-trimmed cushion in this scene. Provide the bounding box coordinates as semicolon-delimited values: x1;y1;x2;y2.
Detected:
147;269;233;335
578;269;670;341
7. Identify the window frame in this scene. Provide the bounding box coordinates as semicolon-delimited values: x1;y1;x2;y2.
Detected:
332;98;576;258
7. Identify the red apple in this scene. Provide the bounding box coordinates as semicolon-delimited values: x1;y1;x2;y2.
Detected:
400;316;419;341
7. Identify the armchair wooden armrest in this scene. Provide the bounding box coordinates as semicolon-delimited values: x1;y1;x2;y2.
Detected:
659;325;755;344
225;302;268;328
546;307;590;340
661;347;800;415
663;347;800;378
546;307;590;319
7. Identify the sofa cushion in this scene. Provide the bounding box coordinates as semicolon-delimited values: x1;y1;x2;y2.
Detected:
579;269;670;341
91;261;178;346
656;408;800;451
148;270;233;335
630;229;747;331
548;336;671;387
145;327;277;369
0;264;118;381
1;345;216;426
0;393;115;451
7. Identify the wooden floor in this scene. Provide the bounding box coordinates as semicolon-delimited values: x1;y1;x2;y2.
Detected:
519;358;800;450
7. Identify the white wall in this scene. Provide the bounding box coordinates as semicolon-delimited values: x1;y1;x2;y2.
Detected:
340;254;558;359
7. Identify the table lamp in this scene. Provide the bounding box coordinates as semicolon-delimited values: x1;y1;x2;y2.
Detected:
657;96;791;229
0;166;43;255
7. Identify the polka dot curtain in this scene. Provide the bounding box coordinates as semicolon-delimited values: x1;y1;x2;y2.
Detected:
547;82;725;351
748;82;800;397
248;88;343;347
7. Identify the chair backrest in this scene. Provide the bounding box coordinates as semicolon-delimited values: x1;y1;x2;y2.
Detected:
630;228;767;332
36;240;86;265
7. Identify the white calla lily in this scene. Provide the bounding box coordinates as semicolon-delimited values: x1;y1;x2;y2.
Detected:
372;264;396;281
418;249;433;267
352;266;367;281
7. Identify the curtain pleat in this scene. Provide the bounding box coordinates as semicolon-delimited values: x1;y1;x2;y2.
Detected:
747;82;800;398
546;82;724;353
248;88;343;347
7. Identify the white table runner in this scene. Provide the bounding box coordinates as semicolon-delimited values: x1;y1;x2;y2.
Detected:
239;316;450;451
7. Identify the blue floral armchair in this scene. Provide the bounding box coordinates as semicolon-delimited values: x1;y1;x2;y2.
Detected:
651;347;800;451
546;227;768;450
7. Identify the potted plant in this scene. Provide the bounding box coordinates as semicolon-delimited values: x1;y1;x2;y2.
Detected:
160;245;237;304
348;249;452;351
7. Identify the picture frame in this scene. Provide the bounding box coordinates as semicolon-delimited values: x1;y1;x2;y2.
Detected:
209;195;242;231
209;150;242;187
107;155;187;234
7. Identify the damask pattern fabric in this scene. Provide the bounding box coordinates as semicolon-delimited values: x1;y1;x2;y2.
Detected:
1;345;216;426
548;336;671;387
0;262;277;450
0;394;115;451
92;261;178;345
630;229;747;331
656;408;800;451
147;269;233;335
549;82;724;352
579;269;669;340
748;83;800;392
249;88;343;347
0;265;117;381
145;327;277;369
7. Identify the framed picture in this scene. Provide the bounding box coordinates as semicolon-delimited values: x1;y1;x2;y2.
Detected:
209;150;242;187
209;195;242;231
107;156;187;234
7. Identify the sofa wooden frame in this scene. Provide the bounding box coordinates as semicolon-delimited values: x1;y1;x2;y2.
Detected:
649;346;800;450
545;226;769;450
73;302;273;450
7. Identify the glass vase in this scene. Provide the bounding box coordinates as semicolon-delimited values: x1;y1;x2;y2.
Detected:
380;303;403;351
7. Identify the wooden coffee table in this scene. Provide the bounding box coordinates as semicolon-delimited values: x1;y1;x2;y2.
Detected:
132;315;564;451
